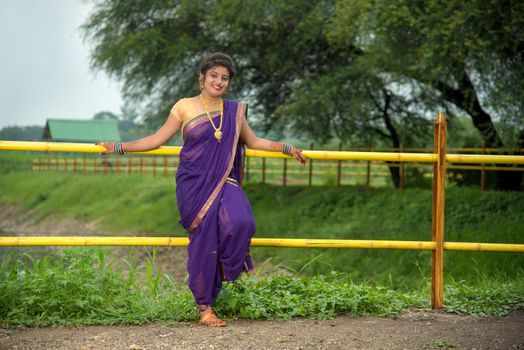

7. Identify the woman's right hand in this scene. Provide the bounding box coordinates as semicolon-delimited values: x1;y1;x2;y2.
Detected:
95;141;115;155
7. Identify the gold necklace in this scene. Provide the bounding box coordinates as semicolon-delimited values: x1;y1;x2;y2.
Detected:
199;95;223;142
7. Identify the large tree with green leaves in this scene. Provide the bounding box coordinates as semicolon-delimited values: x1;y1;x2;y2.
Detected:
329;0;524;189
83;0;523;189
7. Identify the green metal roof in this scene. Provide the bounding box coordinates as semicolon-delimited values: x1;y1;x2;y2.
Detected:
43;119;121;142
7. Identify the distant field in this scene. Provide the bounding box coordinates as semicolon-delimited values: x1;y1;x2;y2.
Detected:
1;166;522;289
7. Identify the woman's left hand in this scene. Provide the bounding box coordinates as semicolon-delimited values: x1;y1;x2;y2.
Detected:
291;147;307;165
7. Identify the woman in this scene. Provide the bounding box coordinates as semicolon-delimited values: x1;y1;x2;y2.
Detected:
97;52;306;327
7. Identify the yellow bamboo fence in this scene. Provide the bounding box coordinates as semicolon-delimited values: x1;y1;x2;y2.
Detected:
1;113;524;310
28;146;523;189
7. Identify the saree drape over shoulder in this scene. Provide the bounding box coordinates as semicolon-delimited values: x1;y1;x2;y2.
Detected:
176;99;256;305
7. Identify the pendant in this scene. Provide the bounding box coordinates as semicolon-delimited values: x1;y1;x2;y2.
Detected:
214;130;222;142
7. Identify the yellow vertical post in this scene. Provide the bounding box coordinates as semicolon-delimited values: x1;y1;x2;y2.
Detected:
431;113;447;309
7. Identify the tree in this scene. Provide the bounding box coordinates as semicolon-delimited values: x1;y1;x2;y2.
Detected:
83;0;523;189
328;0;524;189
93;111;119;120
0;125;44;141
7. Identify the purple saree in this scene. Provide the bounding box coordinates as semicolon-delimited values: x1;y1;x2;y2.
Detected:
176;99;256;305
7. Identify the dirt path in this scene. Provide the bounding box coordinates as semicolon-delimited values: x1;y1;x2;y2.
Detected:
1;310;523;350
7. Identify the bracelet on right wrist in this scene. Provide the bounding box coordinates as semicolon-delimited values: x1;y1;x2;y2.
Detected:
282;142;293;156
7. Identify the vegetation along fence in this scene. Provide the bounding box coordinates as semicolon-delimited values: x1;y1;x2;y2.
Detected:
1;113;524;309
29;147;523;190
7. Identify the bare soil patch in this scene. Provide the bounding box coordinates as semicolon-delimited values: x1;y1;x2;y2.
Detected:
0;310;523;350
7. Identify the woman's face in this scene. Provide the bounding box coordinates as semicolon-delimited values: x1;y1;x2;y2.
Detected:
200;65;230;99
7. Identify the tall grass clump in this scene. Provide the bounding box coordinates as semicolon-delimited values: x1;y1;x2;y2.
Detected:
0;248;425;325
1;248;522;326
0;247;196;325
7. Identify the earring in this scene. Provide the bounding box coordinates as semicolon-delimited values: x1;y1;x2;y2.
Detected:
199;80;204;90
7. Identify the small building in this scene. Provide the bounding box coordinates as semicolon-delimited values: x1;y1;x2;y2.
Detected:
43;119;121;143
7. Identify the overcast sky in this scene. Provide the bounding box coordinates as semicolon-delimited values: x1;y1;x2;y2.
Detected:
0;0;123;129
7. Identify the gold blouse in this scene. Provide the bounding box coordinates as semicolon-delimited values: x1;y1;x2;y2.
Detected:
170;98;221;137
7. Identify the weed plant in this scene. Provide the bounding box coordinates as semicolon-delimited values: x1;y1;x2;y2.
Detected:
1;248;523;326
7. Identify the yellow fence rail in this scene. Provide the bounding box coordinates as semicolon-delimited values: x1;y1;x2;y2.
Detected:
28;153;524;190
2;237;524;253
2;139;523;164
1;113;523;310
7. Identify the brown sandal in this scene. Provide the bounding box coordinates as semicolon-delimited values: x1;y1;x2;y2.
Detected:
199;306;227;327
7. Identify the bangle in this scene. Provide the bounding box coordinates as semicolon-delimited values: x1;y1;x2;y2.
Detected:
282;142;293;156
113;142;126;156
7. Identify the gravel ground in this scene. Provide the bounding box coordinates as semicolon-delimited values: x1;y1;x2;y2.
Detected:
1;310;523;350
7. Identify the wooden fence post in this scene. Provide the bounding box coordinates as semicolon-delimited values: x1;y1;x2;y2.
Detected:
337;143;342;186
399;144;405;189
261;158;266;184
152;157;156;177
283;158;287;186
163;156;168;179
308;143;314;186
246;157;250;183
366;144;371;187
480;142;486;191
431;113;447;309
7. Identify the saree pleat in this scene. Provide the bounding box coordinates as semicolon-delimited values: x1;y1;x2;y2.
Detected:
176;99;256;304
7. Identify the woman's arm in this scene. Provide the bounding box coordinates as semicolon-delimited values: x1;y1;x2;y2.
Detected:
240;120;307;164
97;112;182;154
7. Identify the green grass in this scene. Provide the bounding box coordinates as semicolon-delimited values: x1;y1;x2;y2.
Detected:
0;167;523;325
247;184;524;288
1;247;522;326
0;171;180;235
0;171;523;290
